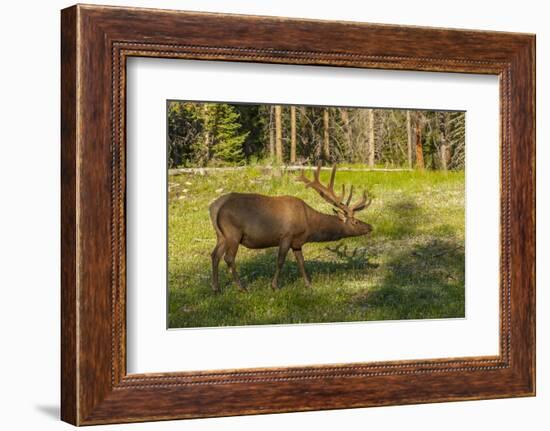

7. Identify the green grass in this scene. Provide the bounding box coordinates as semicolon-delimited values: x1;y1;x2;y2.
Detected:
168;167;465;328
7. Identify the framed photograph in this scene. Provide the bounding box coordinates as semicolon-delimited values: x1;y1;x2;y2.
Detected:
61;4;535;425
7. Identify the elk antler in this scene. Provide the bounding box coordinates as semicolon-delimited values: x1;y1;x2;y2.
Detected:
297;162;372;218
297;162;345;209
350;190;372;213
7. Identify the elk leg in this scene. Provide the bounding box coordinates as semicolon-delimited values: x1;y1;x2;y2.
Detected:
272;239;291;290
293;248;311;288
224;242;247;292
211;240;226;292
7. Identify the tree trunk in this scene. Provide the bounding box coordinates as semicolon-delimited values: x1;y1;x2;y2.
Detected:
339;108;353;158
440;144;449;171
290;105;296;163
415;117;425;170
438;112;449;171
203;104;211;165
275;105;283;164
406;110;413;169
367;108;375;167
323;108;330;160
268;106;275;160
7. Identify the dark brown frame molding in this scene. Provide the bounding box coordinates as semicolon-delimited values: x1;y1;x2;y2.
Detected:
61;4;535;425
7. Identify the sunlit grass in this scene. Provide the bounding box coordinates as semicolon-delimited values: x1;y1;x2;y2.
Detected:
168;167;465;328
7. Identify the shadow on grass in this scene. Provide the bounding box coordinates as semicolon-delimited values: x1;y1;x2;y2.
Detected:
168;237;465;327
167;243;381;328
351;238;465;320
218;244;379;290
374;198;425;240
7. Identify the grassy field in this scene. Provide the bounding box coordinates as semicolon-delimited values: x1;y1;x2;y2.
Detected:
168;167;465;328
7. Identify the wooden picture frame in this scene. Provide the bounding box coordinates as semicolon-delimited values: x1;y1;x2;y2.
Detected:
61;4;535;425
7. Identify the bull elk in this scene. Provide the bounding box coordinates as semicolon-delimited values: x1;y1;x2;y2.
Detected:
209;163;373;292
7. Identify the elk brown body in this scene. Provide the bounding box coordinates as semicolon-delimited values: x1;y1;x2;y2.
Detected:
209;164;373;292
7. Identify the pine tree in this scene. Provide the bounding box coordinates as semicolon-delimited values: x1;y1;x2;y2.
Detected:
206;104;249;165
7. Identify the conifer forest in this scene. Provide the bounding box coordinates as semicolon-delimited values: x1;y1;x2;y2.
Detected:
168;101;465;170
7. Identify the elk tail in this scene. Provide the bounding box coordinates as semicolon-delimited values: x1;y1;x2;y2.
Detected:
208;194;231;240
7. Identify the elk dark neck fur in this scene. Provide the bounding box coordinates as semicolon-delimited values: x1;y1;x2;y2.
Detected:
306;208;348;243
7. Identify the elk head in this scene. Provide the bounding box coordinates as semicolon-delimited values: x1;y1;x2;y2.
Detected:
297;162;373;237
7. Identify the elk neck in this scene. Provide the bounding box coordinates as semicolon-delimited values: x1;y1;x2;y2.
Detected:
305;208;349;243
